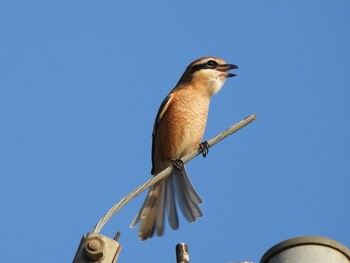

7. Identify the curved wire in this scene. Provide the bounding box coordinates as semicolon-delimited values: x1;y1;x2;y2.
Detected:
92;114;257;233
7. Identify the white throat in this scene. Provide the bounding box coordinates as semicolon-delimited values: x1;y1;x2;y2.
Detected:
208;76;226;96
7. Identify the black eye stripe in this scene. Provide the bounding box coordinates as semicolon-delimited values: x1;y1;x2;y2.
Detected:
190;60;219;74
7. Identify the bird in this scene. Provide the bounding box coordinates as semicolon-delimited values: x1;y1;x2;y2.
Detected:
130;56;238;240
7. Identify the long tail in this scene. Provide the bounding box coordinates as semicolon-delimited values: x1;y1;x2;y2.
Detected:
130;166;202;240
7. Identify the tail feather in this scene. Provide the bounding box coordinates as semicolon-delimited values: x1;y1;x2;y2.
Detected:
155;181;165;236
165;176;179;229
130;182;163;240
130;208;141;228
131;165;202;240
179;166;203;204
172;168;203;222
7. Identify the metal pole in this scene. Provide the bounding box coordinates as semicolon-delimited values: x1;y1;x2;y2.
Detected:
176;243;190;263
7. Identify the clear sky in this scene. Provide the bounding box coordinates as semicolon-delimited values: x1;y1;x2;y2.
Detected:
1;1;349;262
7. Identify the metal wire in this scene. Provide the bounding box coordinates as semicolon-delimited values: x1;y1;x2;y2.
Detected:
92;114;257;233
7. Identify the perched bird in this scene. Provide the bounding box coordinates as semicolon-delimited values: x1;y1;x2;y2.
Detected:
131;57;238;240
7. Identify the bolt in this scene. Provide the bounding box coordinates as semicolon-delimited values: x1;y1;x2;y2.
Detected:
84;236;105;261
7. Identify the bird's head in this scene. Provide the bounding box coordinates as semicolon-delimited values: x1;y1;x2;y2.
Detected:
178;57;238;96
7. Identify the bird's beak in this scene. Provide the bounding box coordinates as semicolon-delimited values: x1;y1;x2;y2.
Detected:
217;64;238;78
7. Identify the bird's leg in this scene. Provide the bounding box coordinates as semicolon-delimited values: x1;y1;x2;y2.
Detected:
170;158;184;170
199;141;210;158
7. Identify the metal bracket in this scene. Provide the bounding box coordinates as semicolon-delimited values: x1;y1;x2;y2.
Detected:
72;232;122;263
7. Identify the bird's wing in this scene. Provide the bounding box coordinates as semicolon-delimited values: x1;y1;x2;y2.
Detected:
151;93;173;175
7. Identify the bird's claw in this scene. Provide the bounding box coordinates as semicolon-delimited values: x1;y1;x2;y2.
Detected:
199;141;210;158
171;159;184;170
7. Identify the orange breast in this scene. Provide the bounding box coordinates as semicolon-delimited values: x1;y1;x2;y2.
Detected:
153;88;210;172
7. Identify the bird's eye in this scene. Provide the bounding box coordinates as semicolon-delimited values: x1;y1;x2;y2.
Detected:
206;60;218;68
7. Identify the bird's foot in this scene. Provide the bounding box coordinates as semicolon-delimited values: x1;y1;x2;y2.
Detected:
170;158;184;170
199;141;210;158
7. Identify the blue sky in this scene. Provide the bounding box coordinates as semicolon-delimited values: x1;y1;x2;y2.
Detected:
1;1;349;262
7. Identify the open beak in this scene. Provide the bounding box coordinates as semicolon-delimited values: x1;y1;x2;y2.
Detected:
217;64;238;77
